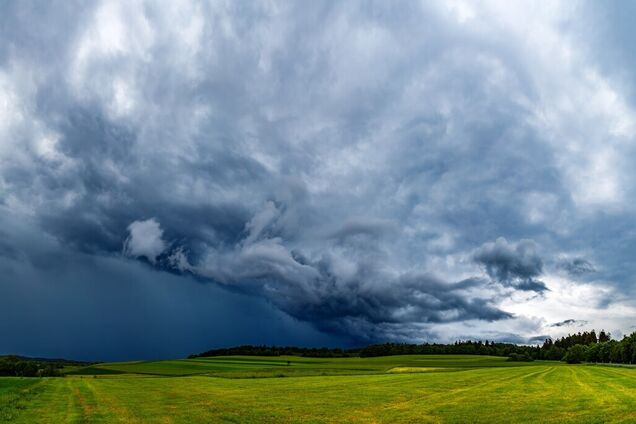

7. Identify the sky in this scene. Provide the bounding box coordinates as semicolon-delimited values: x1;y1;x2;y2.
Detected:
1;0;636;361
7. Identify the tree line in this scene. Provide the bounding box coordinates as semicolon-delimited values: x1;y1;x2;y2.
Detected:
189;345;360;358
358;330;636;364
190;329;636;365
358;340;537;358
189;341;536;360
557;331;636;364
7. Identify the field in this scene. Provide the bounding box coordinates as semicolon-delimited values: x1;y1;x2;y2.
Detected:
1;355;635;423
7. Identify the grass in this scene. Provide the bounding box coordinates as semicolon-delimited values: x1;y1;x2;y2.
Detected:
1;355;635;423
64;354;540;377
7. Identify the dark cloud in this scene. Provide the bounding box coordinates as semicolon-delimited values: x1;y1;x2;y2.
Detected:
550;319;588;328
176;214;513;341
330;218;397;243
271;271;512;341
473;238;547;293
0;211;345;361
557;258;596;276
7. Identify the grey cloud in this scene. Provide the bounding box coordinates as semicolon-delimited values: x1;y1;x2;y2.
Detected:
472;333;546;345
473;238;547;293
185;210;512;340
557;258;596;276
277;272;512;335
550;319;588;328
330;218;397;242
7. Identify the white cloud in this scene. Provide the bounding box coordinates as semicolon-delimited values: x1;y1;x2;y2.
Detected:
123;218;167;264
499;273;636;338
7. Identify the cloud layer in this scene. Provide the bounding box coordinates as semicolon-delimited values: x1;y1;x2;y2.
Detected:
2;0;636;355
473;238;547;293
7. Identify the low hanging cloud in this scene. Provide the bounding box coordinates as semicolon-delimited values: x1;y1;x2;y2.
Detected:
123;218;167;264
180;205;513;341
473;238;547;293
550;319;589;328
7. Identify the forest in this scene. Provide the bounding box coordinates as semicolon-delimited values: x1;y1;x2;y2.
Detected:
191;329;636;364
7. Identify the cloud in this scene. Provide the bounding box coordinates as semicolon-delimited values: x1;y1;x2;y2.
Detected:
557;257;596;276
330;218;397;242
123;218;166;264
550;319;588;328
1;0;636;353
243;201;280;246
0;208;345;360
190;207;512;341
473;238;547;293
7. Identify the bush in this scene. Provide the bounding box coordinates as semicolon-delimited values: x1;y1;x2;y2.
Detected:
507;353;534;362
564;345;586;364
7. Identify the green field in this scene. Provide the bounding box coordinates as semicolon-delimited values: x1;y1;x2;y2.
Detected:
1;355;635;423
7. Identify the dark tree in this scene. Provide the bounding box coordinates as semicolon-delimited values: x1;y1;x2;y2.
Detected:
598;330;611;343
564;345;586;364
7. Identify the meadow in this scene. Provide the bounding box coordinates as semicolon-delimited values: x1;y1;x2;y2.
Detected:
1;355;635;423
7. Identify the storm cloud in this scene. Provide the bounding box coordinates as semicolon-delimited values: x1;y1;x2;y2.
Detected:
550;319;589;328
2;0;636;357
473;238;547;293
557;258;596;276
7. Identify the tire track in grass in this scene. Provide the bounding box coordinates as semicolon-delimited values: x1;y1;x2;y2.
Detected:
585;366;635;420
550;366;601;422
106;377;196;423
188;374;424;423
65;378;85;423
519;366;555;383
580;367;636;420
7;378;94;424
86;379;144;424
0;379;46;422
433;366;569;421
32;378;76;424
72;385;92;423
65;379;77;423
503;366;556;401
529;366;635;423
589;366;636;388
72;379;107;423
520;365;557;391
363;366;549;422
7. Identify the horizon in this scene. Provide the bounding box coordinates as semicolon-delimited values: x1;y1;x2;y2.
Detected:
2;0;636;361
1;330;616;363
